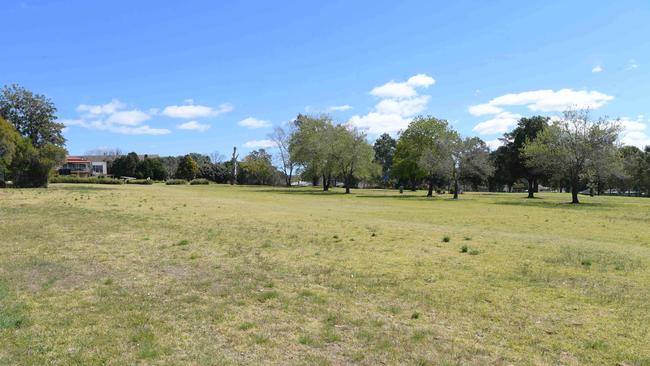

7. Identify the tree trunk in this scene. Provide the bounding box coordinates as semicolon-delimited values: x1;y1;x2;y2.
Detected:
427;182;433;197
322;174;328;191
533;177;539;192
571;179;580;204
345;185;350;194
453;179;459;199
527;178;535;199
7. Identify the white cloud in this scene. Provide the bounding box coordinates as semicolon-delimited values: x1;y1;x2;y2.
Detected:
162;103;233;119
618;116;650;149
328;105;353;112
106;110;150;126
469;89;614;135
348;113;412;134
77;99;125;116
348;73;435;134
469;103;504;116
177;120;211;132
109;125;170;135
238;117;271;129
485;138;505;150
370;73;435;98
243;139;277;149
472;112;522;135
64;100;170;136
592;66;603;73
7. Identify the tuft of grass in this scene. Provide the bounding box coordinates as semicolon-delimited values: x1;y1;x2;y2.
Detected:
175;239;189;246
442;235;451;243
238;322;255;331
257;290;279;303
469;249;480;256
411;311;420;319
460;245;468;253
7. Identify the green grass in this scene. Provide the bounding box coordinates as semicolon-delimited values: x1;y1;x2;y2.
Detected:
1;184;649;365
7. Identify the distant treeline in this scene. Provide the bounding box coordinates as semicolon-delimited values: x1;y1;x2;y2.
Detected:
1;84;649;204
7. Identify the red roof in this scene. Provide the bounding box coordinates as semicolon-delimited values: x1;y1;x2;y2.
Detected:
66;156;91;164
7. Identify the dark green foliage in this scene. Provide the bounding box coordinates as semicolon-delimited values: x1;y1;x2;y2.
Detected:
238;149;279;185
442;235;451;242
410;312;420;319
135;156;167;180
373;133;397;186
460;245;468;253
502;116;550;197
49;176;123;184
189;178;209;185
0;84;65;148
165;179;187;185
111;152;139;178
175;155;198;180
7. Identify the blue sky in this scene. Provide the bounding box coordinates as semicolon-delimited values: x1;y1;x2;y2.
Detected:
2;0;649;156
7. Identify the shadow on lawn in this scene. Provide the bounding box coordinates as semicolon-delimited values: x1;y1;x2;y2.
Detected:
492;197;617;209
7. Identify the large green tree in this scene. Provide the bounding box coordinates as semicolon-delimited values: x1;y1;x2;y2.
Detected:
175;154;199;180
523;109;620;204
0;84;65;148
503;116;549;198
373;133;396;187
289;114;337;191
333;126;376;194
393;116;450;195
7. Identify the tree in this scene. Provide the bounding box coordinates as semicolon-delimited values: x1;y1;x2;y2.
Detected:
5;134;65;188
176;154;198;180
393;116;450;195
523;109;620;204
0;84;65;148
1;117;21;185
229;147;239;185
503;116;549;198
135;155;167;180
373;133;396;188
333;126;376;194
289;114;337;191
240;149;276;185
111;152;139;177
421;130;493;199
488;145;516;192
269;125;295;186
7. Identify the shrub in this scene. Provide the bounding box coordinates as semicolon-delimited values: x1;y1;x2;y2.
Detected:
190;178;209;185
165;179;187;185
49;176;123;184
442;235;451;243
126;179;153;185
460;245;469;253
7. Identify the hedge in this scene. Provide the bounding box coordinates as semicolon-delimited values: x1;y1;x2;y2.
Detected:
165;179;187;185
126;179;154;185
49;176;123;184
190;178;210;185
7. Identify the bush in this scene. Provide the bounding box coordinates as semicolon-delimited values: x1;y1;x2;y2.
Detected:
126;179;153;185
49;176;123;184
165;179;187;185
190;178;209;185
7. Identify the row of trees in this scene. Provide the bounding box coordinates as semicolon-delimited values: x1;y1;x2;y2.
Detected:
0;85;66;188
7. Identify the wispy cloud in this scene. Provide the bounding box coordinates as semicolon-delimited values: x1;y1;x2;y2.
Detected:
238;117;271;129
177;120;211;132
243;139;277;149
625;59;639;70
328;104;353;112
591;66;603;73
63;100;170;135
162;102;233;119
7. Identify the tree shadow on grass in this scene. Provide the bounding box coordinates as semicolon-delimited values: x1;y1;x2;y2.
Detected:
492;198;618;209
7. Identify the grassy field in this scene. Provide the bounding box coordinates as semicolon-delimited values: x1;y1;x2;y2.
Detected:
1;184;649;365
